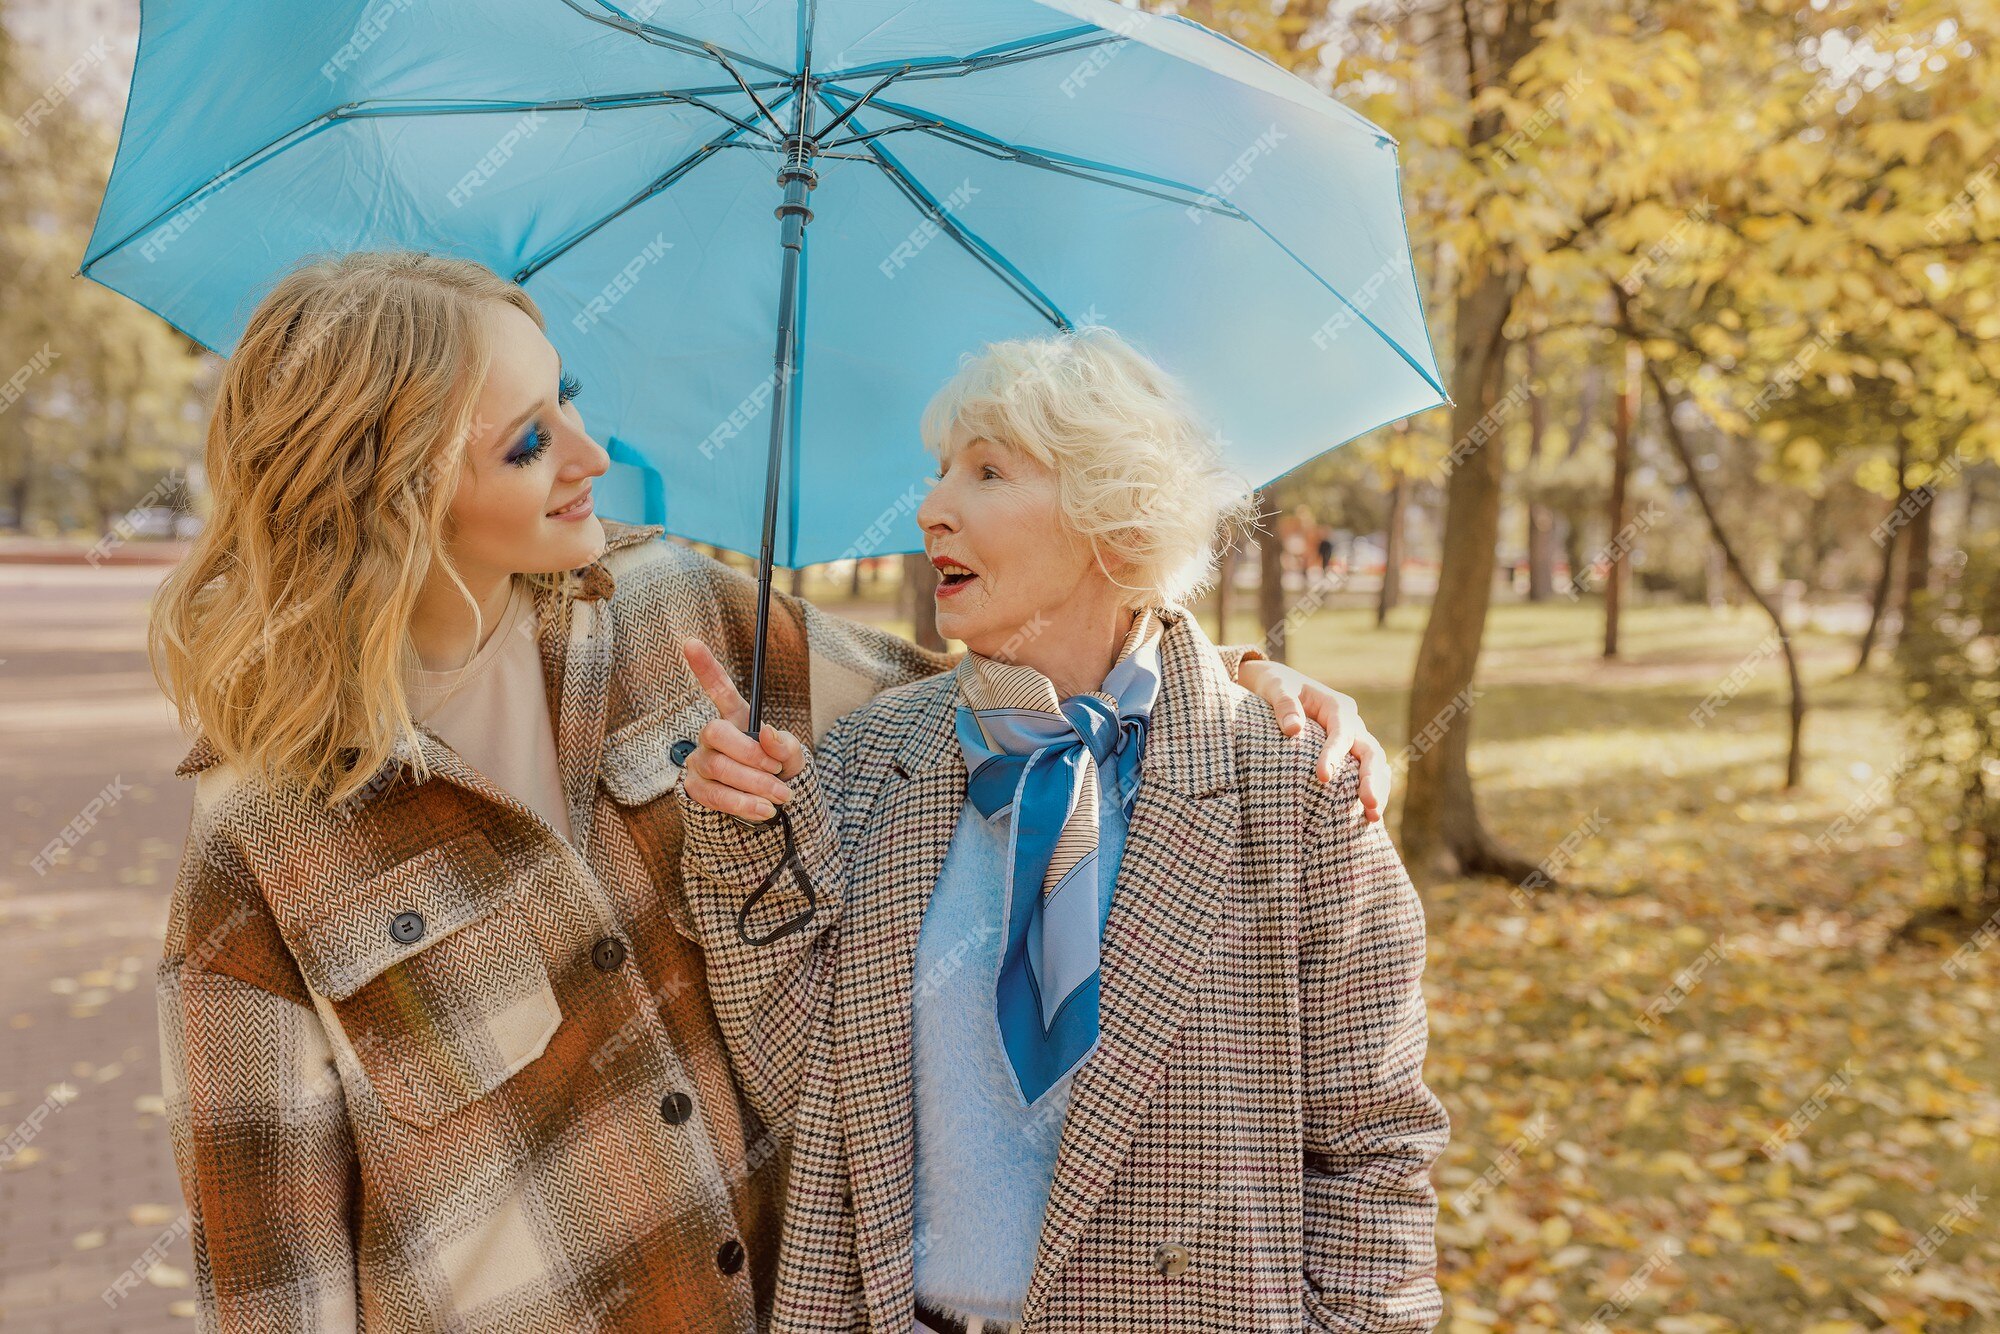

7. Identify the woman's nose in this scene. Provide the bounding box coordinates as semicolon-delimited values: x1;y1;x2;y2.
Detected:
916;477;956;534
565;429;611;480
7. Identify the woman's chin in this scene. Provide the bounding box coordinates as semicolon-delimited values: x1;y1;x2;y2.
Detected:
517;516;606;574
932;603;980;647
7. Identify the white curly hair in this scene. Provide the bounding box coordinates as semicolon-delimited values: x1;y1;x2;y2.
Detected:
918;326;1256;609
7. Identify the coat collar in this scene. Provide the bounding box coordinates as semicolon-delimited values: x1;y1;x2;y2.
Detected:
888;603;1235;798
840;604;1243;1326
173;520;667;781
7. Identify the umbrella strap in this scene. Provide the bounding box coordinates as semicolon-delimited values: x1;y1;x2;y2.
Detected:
734;806;819;945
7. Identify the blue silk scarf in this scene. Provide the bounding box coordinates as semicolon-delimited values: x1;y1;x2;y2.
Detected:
952;609;1165;1106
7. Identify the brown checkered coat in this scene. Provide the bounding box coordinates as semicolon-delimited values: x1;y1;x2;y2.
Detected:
157;520;949;1333
680;606;1449;1333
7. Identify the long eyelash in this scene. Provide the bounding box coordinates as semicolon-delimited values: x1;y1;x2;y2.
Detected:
508;421;552;468
558;370;582;405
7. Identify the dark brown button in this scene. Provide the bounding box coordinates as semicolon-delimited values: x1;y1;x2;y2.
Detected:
659;1091;694;1125
389;911;425;944
716;1237;745;1275
591;937;626;972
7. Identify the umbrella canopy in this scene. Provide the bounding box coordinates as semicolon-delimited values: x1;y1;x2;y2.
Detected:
82;0;1447;573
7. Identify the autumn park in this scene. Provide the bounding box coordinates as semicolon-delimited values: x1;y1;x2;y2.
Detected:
2;0;1997;1329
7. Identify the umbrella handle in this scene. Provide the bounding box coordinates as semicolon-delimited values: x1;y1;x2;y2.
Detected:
733;806;819;945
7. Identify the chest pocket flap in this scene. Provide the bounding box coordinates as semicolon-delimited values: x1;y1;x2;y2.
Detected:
600;685;716;808
288;831;562;1130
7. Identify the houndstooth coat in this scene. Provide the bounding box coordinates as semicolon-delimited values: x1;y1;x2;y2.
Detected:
680;604;1449;1333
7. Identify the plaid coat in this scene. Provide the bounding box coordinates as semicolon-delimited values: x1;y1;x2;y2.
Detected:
680;605;1449;1333
157;520;948;1333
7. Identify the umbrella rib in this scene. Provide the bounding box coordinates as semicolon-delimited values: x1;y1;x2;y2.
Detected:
553;0;794;79
1230;208;1451;401
79;88;787;277
857;33;1125;85
819;92;1068;331
818;86;1242;218
81;112;356;276
514;88;799;284
821;96;1447;403
814;69;902;142
819;25;1116;81
335;89;786;141
705;47;792;140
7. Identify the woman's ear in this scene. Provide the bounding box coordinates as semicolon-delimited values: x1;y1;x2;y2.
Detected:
1087;540;1139;597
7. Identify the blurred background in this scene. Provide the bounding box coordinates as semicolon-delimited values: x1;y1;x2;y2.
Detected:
2;0;1996;1330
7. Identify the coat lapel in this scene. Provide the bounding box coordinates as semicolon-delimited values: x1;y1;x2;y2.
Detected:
836;678;966;1328
1021;609;1241;1324
530;577;611;858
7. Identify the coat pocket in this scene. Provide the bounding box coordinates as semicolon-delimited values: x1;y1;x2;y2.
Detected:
600;687;716;807
289;830;562;1130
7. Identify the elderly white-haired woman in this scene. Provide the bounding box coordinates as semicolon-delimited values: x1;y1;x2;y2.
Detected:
674;328;1448;1334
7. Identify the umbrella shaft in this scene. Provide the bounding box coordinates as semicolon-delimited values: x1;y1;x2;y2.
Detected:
747;88;817;736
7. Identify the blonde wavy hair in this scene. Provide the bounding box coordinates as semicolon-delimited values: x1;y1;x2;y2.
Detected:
918;326;1255;609
149;250;544;804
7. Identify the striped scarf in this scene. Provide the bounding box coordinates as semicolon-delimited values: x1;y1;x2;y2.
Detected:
952;608;1165;1106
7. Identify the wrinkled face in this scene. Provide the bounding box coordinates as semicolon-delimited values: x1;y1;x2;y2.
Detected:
445;301;608;580
914;435;1117;658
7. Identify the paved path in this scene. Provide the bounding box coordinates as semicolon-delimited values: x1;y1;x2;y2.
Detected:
2;562;196;1331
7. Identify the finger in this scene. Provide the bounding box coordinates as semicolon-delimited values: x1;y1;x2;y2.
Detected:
1354;732;1390;823
1274;692;1307;736
698;716;783;775
687;744;793;805
1317;732;1345;790
1304;687;1359;784
683;771;778;824
759;724;806;779
681;638;750;729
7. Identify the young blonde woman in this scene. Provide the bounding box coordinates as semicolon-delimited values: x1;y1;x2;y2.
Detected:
149;250;1388;1331
677;330;1448;1333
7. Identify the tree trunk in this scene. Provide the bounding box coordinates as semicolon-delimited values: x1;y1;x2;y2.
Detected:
1561;518;1586;600
1525;339;1556;601
1902;476;1936;615
1568;339;1603;461
1395;0;1549;883
903;552;944;652
1853;436;1910;674
1603;340;1638;656
1254;490;1288;664
1627;325;1807;789
1377;469;1408;627
6;473;29;532
1399;267;1538;881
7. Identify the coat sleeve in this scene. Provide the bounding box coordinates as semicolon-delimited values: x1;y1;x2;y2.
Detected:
1298;757;1450;1332
154;831;361;1332
674;728;852;1135
678;546;952;744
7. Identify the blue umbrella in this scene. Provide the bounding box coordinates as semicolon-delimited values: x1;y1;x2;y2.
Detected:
81;0;1448;728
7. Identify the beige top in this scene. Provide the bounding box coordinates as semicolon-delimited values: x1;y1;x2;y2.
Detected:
405;576;574;844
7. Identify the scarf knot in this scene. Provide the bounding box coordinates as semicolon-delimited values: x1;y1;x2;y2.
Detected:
951;609;1166;1106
